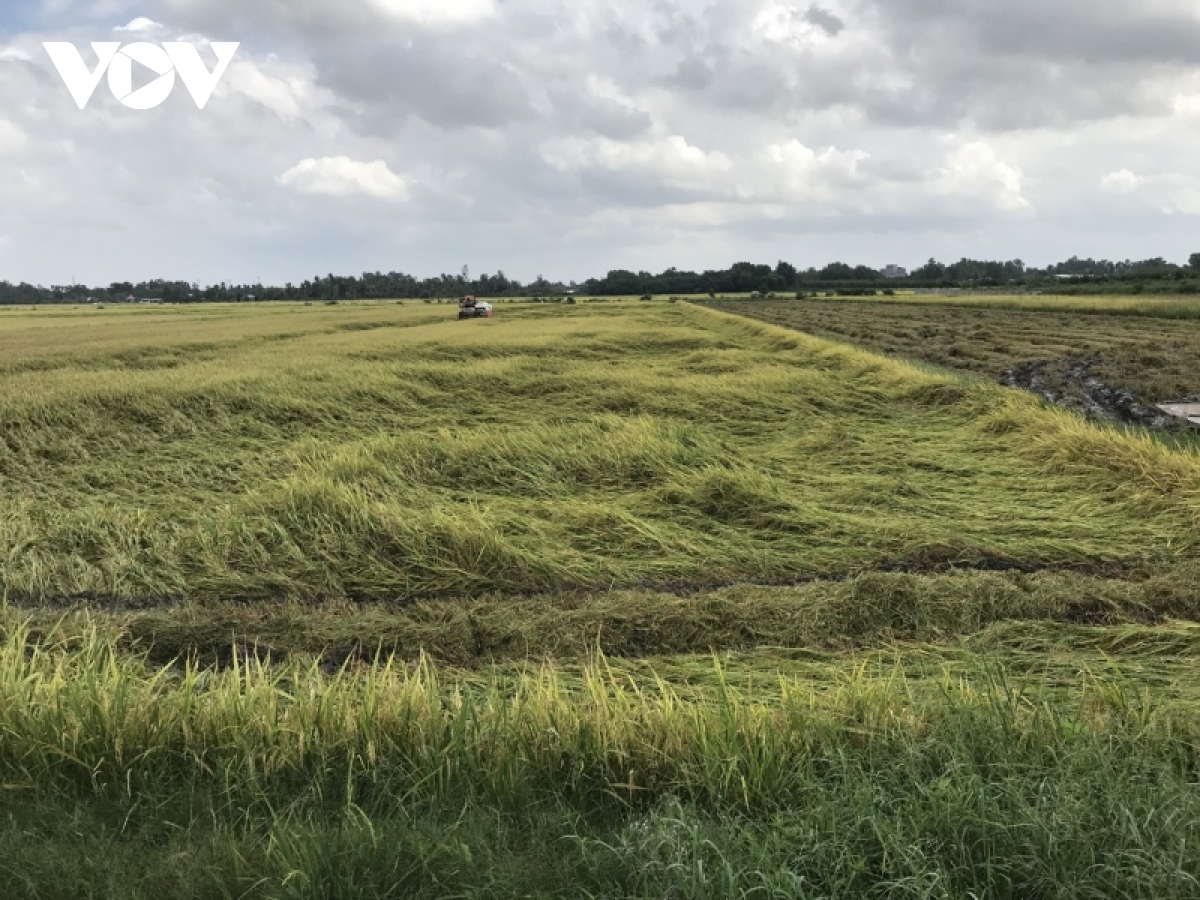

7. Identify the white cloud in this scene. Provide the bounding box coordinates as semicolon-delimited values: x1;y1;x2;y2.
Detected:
225;58;343;130
1168;72;1200;114
932;142;1031;213
0;167;40;199
753;3;841;45
542;132;878;213
572;201;789;234
278;156;412;201
1100;169;1141;193
0;46;32;62
367;0;497;27
0;120;27;154
762;140;867;200
542;134;733;191
1099;169;1200;215
114;17;163;32
1157;175;1200;215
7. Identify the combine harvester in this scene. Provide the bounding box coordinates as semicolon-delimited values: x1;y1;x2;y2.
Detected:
458;295;494;320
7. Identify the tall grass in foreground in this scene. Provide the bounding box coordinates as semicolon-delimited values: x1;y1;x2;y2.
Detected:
0;625;1198;898
0;623;1195;807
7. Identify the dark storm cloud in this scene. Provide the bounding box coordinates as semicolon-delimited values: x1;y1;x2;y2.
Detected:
803;6;844;37
313;37;536;131
642;0;1200;130
877;0;1200;65
858;0;1200;128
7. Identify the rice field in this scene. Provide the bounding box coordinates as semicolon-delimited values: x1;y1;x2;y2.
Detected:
1;298;1198;898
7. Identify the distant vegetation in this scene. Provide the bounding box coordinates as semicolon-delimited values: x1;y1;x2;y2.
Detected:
6;253;1200;305
587;254;1200;296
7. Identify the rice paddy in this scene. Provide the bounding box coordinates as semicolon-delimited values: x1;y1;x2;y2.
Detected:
1;298;1198;897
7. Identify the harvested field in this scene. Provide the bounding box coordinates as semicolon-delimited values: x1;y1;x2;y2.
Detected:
710;297;1200;427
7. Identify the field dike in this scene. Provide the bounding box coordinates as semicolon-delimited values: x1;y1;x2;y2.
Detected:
2;561;1194;668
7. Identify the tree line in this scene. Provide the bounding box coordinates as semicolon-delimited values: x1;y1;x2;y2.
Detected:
4;254;1200;305
585;255;1200;295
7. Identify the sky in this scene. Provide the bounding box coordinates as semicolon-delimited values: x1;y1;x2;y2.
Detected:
1;0;1200;286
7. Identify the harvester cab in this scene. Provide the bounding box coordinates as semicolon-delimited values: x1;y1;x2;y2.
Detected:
457;295;494;319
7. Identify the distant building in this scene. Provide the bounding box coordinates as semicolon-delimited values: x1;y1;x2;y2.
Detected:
882;265;908;279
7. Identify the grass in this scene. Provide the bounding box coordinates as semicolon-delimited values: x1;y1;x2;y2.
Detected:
2;299;1200;896
1;625;1200;898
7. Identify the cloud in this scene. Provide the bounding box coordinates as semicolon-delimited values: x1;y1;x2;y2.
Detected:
2;0;1200;286
541;131;877;213
763;140;866;200
547;76;654;140
311;35;536;131
1156;176;1200;215
1098;169;1200;215
651;0;1200;130
1100;169;1141;193
0;120;27;153
225;57;342;128
278;156;411;200
753;3;844;45
151;0;497;34
932;142;1031;213
542;134;733;194
803;6;845;37
367;0;498;27
115;17;163;32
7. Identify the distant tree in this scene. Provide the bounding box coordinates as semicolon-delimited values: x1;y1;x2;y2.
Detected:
911;259;948;283
816;262;879;282
817;262;856;281
1189;252;1200;271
